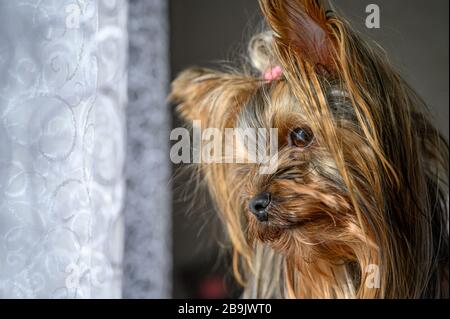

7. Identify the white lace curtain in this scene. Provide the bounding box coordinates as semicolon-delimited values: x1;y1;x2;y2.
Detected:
0;0;170;298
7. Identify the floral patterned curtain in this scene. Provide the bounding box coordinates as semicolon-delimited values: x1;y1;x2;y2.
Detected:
0;0;127;298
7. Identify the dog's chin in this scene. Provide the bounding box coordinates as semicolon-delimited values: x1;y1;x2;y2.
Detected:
247;205;356;257
248;211;332;244
247;223;316;258
248;221;361;265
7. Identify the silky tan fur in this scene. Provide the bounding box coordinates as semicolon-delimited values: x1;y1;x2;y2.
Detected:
169;0;449;298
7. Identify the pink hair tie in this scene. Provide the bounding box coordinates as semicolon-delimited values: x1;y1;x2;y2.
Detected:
264;65;283;81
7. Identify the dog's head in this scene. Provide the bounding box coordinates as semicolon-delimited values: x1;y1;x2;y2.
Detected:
170;0;448;298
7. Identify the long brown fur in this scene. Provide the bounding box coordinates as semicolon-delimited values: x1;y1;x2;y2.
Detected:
169;0;449;298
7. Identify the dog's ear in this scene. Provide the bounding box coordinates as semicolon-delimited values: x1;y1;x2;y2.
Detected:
259;0;334;68
170;68;256;127
169;67;215;123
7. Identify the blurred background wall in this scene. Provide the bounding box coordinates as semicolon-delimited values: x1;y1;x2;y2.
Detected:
170;0;449;298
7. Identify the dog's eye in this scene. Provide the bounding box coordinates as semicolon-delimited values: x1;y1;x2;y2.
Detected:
289;127;314;149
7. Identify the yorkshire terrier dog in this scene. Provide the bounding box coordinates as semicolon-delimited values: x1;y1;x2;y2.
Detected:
170;0;449;298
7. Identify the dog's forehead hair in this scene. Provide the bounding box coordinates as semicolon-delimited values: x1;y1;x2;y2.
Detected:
236;82;305;130
236;80;354;130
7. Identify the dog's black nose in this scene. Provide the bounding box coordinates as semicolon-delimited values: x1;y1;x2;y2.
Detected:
249;192;271;222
